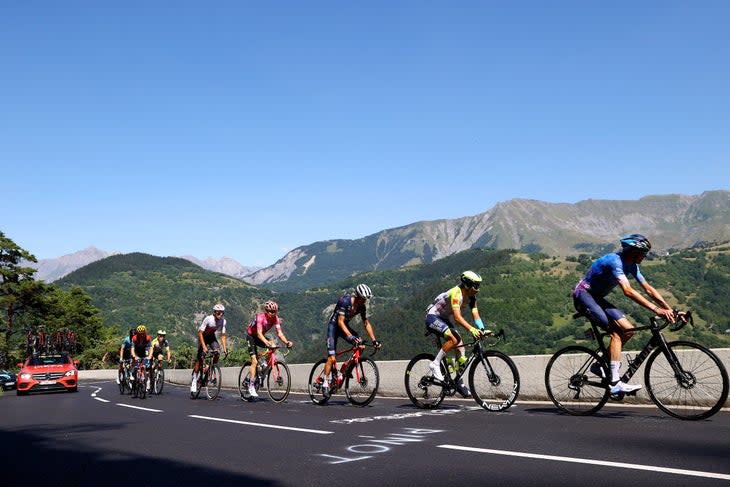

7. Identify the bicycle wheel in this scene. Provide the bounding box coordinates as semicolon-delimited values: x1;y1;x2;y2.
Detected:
118;370;127;394
545;346;610;416
152;368;164;395
404;353;445;409
238;362;257;401
205;364;222;400
645;340;729;420
307;359;330;405
469;350;520;411
267;362;291;403
190;370;202;399
138;371;147;399
345;358;379;407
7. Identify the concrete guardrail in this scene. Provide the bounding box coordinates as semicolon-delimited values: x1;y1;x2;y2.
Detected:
80;349;730;407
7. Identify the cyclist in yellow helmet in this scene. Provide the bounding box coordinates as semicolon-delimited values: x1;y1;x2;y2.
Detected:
425;271;488;398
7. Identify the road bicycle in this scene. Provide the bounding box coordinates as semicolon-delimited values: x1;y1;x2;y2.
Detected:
191;350;223;400
545;310;729;420
238;346;291;403
308;341;380;407
149;358;166;395
118;359;133;394
131;358;149;399
404;329;520;411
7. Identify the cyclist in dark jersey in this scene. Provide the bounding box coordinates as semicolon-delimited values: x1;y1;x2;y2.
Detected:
321;284;381;395
573;234;675;394
131;325;153;392
116;328;135;384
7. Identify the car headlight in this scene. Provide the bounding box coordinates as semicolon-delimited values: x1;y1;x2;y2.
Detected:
20;373;31;380
65;369;77;377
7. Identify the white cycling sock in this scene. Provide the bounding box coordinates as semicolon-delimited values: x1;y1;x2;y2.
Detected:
610;361;621;383
434;349;446;363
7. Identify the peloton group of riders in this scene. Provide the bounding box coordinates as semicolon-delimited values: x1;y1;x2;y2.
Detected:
118;233;669;401
118;326;171;392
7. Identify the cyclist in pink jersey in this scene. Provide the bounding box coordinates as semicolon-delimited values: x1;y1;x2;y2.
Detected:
245;300;293;398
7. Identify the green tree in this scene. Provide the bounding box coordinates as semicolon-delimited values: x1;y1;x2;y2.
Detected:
0;231;38;368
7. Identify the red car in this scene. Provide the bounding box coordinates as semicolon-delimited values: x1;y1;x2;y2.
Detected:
16;353;79;395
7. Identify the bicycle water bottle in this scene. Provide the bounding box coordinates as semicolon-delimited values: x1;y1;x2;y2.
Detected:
446;357;455;374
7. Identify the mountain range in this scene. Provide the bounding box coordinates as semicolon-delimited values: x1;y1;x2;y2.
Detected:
30;190;730;290
245;190;730;291
31;249;260;283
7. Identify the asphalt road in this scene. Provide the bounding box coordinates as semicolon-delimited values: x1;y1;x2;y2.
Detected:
3;381;730;487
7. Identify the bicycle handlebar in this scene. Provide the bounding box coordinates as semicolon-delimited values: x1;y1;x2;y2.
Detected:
346;340;380;357
650;309;692;333
465;328;506;346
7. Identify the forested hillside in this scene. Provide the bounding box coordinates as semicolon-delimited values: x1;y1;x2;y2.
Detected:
54;244;730;367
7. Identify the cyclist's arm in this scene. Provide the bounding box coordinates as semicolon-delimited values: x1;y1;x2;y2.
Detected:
618;279;674;322
198;330;207;353
256;325;274;348
362;318;376;342
276;328;292;347
452;306;476;332
637;280;675;322
221;333;228;354
337;314;353;338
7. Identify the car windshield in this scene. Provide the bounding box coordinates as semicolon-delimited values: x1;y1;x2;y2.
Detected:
28;355;70;366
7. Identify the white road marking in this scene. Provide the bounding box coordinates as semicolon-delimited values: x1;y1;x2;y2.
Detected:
94;397;110;403
189;414;334;434
437;444;730;481
116;403;163;413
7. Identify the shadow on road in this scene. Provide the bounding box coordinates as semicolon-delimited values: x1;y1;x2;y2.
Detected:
2;422;281;487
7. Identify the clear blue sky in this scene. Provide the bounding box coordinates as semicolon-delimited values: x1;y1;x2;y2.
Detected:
3;1;729;267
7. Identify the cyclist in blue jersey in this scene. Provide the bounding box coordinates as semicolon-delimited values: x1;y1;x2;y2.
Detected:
116;328;135;384
573;234;675;394
321;284;381;396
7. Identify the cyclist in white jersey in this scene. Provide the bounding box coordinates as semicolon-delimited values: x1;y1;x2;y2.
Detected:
190;303;228;393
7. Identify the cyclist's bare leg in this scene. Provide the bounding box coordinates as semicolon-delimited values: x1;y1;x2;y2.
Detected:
607;317;637;387
250;354;258;379
323;354;336;377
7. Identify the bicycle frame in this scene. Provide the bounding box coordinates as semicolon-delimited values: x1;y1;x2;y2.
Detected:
583;311;692;389
330;344;369;389
432;331;504;393
256;347;289;382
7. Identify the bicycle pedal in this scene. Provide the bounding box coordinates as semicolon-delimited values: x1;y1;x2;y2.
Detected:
625;390;638;397
610;392;625;401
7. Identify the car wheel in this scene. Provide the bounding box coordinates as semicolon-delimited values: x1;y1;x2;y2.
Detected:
16;390;27;396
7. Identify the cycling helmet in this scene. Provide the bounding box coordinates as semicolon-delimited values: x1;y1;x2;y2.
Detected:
213;303;225;312
460;270;483;290
157;330;166;336
354;284;373;299
264;300;279;313
136;325;147;334
620;234;651;253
